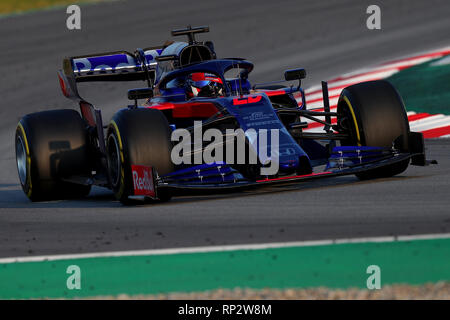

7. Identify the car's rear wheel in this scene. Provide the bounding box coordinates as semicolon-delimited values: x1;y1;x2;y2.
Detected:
15;109;92;201
107;108;174;204
337;80;410;180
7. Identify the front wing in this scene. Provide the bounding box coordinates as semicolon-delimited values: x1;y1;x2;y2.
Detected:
154;152;419;195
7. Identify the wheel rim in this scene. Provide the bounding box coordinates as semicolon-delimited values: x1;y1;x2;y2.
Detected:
16;135;27;186
107;134;121;187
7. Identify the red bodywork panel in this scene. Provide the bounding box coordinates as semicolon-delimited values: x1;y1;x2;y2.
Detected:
262;89;288;97
146;89;288;119
147;102;219;118
79;101;97;127
131;165;156;197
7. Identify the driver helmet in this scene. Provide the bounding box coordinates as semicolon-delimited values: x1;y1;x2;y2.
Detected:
186;72;224;98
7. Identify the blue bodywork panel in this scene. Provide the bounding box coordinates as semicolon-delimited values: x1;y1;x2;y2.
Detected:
163;163;245;184
326;146;394;170
215;94;309;173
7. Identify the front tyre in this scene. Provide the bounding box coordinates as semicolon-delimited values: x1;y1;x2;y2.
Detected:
337;80;410;180
107;108;174;204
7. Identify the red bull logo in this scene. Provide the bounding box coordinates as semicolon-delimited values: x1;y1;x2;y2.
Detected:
131;165;155;197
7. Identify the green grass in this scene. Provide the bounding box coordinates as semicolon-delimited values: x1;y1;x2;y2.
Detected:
1;238;449;299
0;0;99;15
387;56;450;115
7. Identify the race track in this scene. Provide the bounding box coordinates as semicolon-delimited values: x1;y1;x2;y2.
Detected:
0;0;449;258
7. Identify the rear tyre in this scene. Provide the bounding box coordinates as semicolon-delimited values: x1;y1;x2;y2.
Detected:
337;80;410;180
15;109;92;201
107;108;174;204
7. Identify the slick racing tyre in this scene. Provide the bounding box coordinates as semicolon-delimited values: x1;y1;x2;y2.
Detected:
337;80;410;180
107;108;174;204
15;109;92;201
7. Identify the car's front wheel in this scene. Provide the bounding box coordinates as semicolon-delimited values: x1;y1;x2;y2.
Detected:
337;80;411;180
107;108;174;204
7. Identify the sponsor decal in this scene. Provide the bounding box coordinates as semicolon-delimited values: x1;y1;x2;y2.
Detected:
72;49;161;77
233;95;262;105
131;165;155;197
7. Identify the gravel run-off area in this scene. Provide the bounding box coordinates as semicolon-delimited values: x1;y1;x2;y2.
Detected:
86;282;450;300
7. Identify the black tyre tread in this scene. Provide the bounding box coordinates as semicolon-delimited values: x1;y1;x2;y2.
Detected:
16;109;91;201
107;108;174;204
337;80;410;180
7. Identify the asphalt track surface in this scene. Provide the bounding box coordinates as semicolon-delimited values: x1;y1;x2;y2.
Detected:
0;0;449;258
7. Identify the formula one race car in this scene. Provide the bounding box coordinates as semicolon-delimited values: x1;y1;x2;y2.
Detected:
15;26;430;204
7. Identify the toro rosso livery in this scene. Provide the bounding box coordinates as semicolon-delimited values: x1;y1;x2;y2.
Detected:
15;26;431;204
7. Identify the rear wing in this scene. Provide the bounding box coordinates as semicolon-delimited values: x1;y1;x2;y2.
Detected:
57;47;163;100
56;47;164;145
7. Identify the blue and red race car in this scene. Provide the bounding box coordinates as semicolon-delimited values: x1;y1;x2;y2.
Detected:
15;26;430;204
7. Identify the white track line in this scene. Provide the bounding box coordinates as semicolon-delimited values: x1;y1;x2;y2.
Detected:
375;56;437;71
408;115;445;129
334;56;438;79
1;233;449;264
305;89;344;101
305;46;450;93
307;97;339;109
307;69;399;94
410;116;450;131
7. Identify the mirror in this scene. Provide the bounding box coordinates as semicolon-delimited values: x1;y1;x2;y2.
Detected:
284;68;306;81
